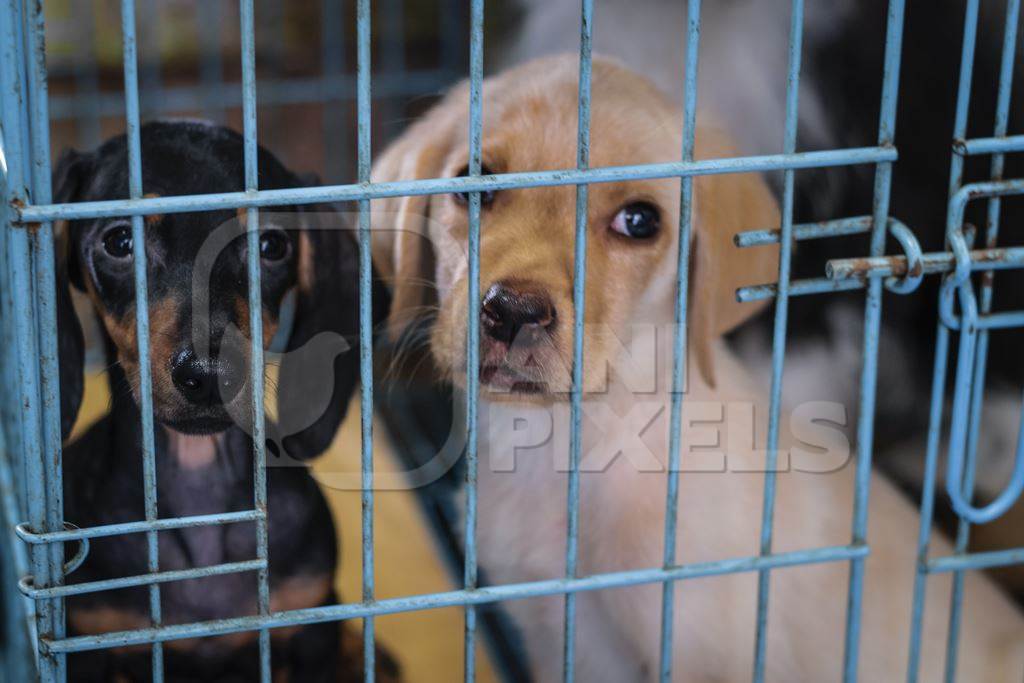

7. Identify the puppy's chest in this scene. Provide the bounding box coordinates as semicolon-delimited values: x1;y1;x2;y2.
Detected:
474;399;658;582
65;453;332;626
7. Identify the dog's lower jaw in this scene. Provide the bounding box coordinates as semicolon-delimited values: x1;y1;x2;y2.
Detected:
450;373;554;402
479;362;550;395
443;347;575;399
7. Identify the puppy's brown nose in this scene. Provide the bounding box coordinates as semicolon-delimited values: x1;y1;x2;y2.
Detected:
481;281;555;346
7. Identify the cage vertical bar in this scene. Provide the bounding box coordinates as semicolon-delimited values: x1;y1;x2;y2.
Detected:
2;0;64;680
657;0;701;680
239;0;274;680
842;0;905;680
120;1;165;678
751;1;804;679
356;0;376;679
561;0;593;681
24;0;69;676
0;130;35;674
462;0;485;679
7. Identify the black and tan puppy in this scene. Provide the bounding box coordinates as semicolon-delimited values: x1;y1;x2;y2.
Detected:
54;121;393;681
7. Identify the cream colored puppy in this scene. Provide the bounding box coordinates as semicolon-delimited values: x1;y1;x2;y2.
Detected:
372;55;1024;682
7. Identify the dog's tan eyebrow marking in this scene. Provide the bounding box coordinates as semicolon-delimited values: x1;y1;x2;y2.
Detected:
233;295;279;348
143;193;163;226
297;231;315;295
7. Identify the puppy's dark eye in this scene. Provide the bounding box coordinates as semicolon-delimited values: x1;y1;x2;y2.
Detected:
102;223;134;258
259;230;291;262
609;202;660;239
453;165;496;206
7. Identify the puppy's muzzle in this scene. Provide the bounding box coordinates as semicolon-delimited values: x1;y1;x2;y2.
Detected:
481;281;556;348
170;347;244;407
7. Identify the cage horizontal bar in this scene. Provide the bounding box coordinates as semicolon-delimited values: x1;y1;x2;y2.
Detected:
740;283;1024;321
826;245;1024;280
737;276;865;302
953;134;1024;156
962;309;1024;330
926;547;1024;573
15;510;263;544
47;71;455;120
16;146;896;223
41;544;868;654
19;559;266;599
951;178;1024;214
735;215;877;247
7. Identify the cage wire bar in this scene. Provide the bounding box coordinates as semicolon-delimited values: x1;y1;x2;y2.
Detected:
462;0;484;679
0;11;38;681
562;0;592;680
904;0;1024;681
3;0;64;681
3;0;1024;681
239;0;274;678
657;1;700;681
119;1;165;678
751;0;804;678
842;0;905;678
356;0;377;678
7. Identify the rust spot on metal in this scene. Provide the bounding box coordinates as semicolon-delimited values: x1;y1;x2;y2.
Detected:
8;198;40;231
838;257;876;282
972;249;1005;264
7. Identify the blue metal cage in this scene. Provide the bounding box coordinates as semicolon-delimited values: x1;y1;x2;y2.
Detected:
1;0;1023;681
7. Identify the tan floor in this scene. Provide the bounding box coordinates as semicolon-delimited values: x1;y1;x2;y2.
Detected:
72;372;499;683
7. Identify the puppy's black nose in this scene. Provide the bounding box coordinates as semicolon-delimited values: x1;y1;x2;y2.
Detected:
171;349;243;406
481;281;556;346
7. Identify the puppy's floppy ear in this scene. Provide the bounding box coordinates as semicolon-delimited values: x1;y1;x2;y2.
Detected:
52;149;92;440
275;203;390;461
689;130;780;388
370;92;461;340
